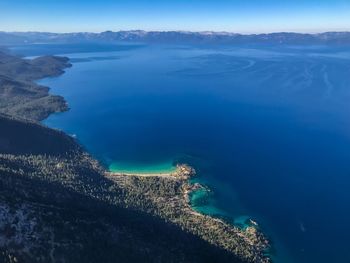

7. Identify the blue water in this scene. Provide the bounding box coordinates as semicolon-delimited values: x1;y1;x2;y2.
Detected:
16;43;350;263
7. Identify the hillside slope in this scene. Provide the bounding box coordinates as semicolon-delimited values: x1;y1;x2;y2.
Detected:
0;114;243;263
0;52;71;121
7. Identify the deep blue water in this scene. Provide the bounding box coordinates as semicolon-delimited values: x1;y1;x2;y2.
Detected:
15;43;350;263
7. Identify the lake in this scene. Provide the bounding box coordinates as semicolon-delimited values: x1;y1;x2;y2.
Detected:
14;43;350;263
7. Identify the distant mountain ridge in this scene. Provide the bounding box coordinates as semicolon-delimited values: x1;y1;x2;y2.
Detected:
1;30;350;45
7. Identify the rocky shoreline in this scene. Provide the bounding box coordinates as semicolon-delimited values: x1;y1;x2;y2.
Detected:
108;163;271;263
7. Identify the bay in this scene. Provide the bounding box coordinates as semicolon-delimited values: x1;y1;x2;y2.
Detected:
15;43;350;263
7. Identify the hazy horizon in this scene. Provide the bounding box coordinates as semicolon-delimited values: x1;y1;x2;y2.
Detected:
2;29;350;35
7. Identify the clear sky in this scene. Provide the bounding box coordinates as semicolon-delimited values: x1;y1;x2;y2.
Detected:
0;0;349;33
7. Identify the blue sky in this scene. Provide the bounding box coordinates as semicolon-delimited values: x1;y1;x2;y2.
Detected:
0;0;349;33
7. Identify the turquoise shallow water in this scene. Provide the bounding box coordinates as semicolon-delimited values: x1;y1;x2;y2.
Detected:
14;43;350;263
189;186;224;216
109;160;176;174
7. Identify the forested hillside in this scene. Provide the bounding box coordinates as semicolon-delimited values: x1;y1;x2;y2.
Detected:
0;52;71;120
0;114;243;263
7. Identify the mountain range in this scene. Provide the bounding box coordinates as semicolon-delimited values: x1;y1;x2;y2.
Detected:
1;30;350;45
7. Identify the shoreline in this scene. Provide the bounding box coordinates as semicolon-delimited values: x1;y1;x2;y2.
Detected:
109;162;261;224
0;51;72;121
107;163;272;262
107;163;195;179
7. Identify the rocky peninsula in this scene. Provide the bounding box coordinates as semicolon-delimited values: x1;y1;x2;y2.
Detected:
108;164;271;263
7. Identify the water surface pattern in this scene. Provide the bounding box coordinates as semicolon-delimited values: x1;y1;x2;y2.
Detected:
22;43;350;263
